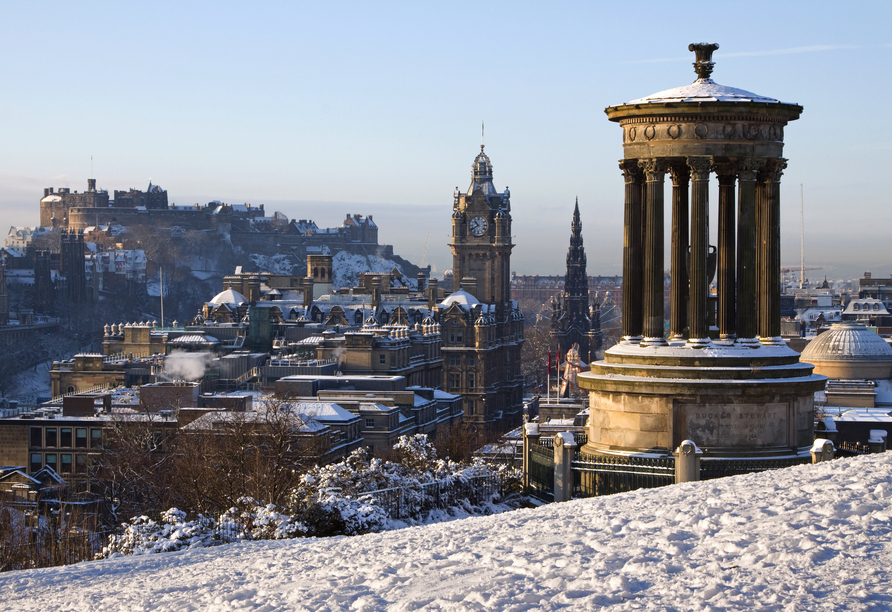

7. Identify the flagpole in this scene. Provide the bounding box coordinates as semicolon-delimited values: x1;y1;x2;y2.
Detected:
547;350;551;404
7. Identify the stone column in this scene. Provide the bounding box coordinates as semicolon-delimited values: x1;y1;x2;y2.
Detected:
686;156;712;346
639;158;668;346
758;159;786;344
674;440;703;483
620;160;643;342
735;158;763;346
715;163;737;340
669;164;690;340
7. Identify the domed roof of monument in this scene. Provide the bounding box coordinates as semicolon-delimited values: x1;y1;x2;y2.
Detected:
440;290;480;309
624;43;786;106
801;323;892;363
210;288;248;306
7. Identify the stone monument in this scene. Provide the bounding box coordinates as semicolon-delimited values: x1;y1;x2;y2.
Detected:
578;44;826;458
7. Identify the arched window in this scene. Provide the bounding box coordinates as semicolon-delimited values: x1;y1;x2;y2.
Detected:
853;303;860;311
874;303;880;311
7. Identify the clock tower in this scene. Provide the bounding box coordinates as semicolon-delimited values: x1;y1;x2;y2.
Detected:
449;145;513;314
440;145;525;433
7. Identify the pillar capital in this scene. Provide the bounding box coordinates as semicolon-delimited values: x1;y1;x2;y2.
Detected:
714;161;737;186
736;157;765;182
669;164;691;186
686;156;713;180
619;159;642;183
759;158;787;182
638;158;669;182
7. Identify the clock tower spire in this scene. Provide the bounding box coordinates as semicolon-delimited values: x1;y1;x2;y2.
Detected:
449;145;513;308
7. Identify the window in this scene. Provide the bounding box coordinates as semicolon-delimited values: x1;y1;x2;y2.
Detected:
853;303;860;311
448;354;460;366
61;454;72;473
30;453;41;473
365;418;375;429
76;428;87;448
45;428;57;448
379;354;386;365
468;355;476;366
45;454;57;470
90;428;103;448
449;373;460;390
61;428;72;447
30;427;42;448
467;374;475;388
75;454;87;474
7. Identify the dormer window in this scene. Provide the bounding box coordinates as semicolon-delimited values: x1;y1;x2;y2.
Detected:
853;303;860;311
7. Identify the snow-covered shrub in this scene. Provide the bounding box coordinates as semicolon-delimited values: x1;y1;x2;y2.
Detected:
288;434;522;532
218;497;307;541
97;508;216;559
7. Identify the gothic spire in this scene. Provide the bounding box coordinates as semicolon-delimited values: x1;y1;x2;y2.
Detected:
571;197;583;249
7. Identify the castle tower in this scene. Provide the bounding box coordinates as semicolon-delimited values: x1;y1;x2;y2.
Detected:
551;199;594;361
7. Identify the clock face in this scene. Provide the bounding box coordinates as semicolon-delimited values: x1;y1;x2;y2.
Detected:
469;216;488;236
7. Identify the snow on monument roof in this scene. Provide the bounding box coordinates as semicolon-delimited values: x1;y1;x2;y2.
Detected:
209;288;248;306
801;323;892;362
627;77;781;105
438;289;479;309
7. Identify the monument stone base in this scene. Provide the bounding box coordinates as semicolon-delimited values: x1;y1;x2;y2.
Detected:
577;340;827;459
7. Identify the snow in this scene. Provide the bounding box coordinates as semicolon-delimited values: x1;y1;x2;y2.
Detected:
4;453;892;610
332;251;405;290
626;77;784;105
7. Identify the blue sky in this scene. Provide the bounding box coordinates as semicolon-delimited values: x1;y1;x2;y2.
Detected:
2;1;889;281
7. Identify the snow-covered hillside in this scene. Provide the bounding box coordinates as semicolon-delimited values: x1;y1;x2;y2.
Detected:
3;453;891;611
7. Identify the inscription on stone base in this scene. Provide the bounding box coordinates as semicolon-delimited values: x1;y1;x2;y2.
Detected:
676;402;788;447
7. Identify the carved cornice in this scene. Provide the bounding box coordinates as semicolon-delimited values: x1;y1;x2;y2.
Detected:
686;156;713;180
736;157;765;182
619;115;788;126
759;158;787;183
669;164;691;186
619;159;642;184
638;158;669;182
621;118;786;145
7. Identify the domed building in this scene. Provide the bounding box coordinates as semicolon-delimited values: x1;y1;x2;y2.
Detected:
800;323;892;380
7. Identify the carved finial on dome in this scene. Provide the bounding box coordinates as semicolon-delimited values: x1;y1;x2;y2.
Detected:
688;42;719;80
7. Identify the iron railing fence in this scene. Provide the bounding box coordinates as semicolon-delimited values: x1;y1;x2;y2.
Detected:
359;475;501;519
834;441;871;458
528;447;555;503
571;452;675;498
699;456;811;480
0;529;113;572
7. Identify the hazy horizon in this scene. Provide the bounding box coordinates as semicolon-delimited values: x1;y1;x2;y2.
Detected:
2;1;889;283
